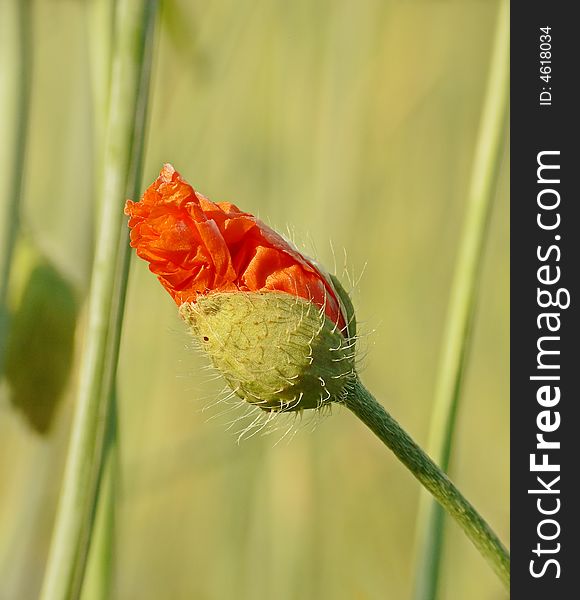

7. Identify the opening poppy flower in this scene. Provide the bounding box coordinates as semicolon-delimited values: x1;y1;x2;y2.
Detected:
125;164;347;331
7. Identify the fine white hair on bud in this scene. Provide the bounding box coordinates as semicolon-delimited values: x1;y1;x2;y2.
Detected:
179;291;356;413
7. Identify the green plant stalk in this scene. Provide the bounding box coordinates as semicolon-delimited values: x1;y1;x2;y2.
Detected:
39;2;158;600
79;456;116;600
413;2;510;598
344;381;510;589
75;3;119;597
86;0;116;236
80;397;118;600
80;0;155;592
88;0;115;160
0;0;31;376
80;14;156;595
0;1;31;581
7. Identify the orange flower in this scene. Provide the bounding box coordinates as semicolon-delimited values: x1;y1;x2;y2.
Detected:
125;164;346;330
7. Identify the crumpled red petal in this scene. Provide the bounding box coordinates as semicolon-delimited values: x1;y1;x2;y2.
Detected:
125;164;346;330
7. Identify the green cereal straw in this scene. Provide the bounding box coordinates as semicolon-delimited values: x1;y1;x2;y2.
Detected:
413;1;510;598
39;2;158;599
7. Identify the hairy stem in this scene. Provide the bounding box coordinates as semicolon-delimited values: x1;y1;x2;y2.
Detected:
343;380;510;589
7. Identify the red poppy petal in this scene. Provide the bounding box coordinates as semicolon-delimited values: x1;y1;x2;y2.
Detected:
125;164;347;331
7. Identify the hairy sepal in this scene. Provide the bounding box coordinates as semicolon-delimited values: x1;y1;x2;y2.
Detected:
179;291;356;412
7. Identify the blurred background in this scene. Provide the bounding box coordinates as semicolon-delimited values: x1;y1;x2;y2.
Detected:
0;0;508;599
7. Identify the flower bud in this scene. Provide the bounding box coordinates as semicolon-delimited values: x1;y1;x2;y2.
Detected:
126;165;359;413
180;291;355;412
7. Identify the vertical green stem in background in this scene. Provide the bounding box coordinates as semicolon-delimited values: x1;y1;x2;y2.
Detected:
80;397;118;600
88;0;116;159
413;2;510;599
344;381;510;589
0;0;31;376
81;13;156;593
39;2;158;600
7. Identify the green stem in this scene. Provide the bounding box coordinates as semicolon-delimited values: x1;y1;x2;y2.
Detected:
39;2;158;599
413;1;510;598
79;1;156;595
88;0;115;166
80;397;118;600
343;381;510;589
0;0;31;376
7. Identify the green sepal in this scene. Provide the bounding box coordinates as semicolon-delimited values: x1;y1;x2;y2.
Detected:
328;273;356;341
180;291;356;412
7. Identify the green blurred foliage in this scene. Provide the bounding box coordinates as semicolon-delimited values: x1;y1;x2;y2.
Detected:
0;0;508;599
5;259;78;434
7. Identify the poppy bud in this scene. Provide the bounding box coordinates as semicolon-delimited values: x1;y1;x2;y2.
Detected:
126;165;357;412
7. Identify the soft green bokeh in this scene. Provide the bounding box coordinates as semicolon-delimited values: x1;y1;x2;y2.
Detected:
0;1;508;599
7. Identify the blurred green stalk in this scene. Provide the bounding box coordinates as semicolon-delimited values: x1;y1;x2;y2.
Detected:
0;0;31;376
80;398;118;600
413;1;510;598
39;2;158;600
88;0;115;164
